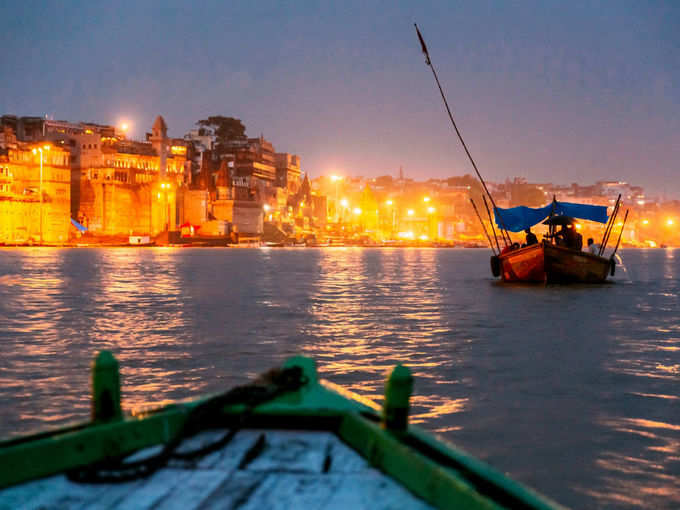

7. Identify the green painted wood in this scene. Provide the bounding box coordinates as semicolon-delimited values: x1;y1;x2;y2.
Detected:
338;413;501;510
0;354;566;510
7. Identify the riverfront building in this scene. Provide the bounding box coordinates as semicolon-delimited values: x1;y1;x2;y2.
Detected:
0;127;71;244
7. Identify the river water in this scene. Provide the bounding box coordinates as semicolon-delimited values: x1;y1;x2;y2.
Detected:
0;247;678;509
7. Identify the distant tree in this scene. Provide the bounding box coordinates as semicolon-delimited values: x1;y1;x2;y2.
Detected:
509;184;546;207
196;116;247;154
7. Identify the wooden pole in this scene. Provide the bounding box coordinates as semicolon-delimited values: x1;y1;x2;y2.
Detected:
415;24;512;241
470;199;497;255
598;194;621;256
482;194;504;250
609;209;629;259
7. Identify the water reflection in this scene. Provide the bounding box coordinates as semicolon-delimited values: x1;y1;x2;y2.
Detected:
301;248;467;424
591;248;680;509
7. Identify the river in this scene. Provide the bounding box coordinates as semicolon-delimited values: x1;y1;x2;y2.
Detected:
0;247;678;509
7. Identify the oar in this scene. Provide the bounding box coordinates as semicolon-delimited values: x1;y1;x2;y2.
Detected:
470;199;497;255
609;209;629;259
482;195;503;251
598;194;621;256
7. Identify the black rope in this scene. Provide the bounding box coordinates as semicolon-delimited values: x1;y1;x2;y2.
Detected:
67;366;307;484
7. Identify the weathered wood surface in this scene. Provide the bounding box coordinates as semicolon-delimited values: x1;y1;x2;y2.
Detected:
0;430;433;510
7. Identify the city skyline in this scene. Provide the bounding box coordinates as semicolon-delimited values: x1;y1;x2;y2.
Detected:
2;1;678;196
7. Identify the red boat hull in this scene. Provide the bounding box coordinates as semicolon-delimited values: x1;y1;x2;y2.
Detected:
497;242;611;283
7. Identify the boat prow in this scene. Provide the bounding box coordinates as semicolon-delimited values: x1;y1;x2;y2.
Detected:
0;352;565;509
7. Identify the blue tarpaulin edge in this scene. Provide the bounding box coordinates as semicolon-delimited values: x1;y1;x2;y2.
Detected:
70;218;88;232
494;201;608;232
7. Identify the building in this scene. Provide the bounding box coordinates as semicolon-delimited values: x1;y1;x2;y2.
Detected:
0;128;71;244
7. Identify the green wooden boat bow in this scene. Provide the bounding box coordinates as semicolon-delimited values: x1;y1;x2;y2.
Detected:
0;352;565;509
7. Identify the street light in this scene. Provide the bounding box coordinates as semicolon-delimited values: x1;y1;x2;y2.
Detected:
31;145;50;244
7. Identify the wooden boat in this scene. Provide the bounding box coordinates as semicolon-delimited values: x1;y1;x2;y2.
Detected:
0;351;565;509
492;241;613;283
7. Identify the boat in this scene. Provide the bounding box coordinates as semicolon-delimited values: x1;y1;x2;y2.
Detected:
493;240;613;283
489;201;616;283
0;351;564;509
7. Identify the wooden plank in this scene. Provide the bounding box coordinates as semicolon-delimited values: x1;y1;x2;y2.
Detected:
195;471;268;510
113;468;194;510
235;473;342;510
244;430;331;473
154;469;233;510
322;472;434;510
197;429;264;471
6;475;110;510
326;436;370;473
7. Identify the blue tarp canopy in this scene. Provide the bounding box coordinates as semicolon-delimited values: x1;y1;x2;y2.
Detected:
70;218;88;232
494;201;608;232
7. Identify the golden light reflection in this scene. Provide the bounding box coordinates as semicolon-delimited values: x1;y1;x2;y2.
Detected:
300;249;459;426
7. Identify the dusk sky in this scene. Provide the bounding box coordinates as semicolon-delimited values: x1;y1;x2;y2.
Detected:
2;1;678;196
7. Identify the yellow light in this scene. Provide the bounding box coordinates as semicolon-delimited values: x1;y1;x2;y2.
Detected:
157;193;161;199
642;219;649;225
121;123;129;132
300;201;304;207
43;145;50;150
407;209;414;216
32;148;37;154
423;196;431;202
263;204;271;212
340;198;349;208
330;175;342;182
419;234;429;241
575;223;582;230
353;207;362;215
427;206;435;214
667;219;674;226
386;200;393;206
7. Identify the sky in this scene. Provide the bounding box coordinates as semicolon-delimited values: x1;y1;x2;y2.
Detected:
1;1;679;196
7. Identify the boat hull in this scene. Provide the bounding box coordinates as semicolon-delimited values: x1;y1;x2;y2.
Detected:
498;242;610;283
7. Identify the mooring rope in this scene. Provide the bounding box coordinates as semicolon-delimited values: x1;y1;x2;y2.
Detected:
67;366;307;483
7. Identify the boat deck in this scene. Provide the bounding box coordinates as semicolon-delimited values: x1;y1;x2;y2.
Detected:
0;428;433;510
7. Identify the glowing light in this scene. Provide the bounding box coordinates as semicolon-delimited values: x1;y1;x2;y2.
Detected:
642;219;649;225
121;123;129;132
574;223;582;230
330;175;343;182
32;149;37;154
407;209;415;216
398;231;415;239
386;200;393;206
645;240;657;248
423;196;431;202
353;207;362;215
171;145;187;155
637;200;645;205
419;234;429;241
157;193;161;199
427;206;436;214
263;204;271;212
340;198;349;208
43;145;50;150
667;219;674;226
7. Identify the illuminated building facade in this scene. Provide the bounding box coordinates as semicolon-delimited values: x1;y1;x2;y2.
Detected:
0;129;71;244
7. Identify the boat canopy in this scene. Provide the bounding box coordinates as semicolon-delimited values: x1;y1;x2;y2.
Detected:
494;201;608;232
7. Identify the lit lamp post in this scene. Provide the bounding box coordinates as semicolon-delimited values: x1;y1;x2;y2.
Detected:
330;175;343;222
31;145;50;245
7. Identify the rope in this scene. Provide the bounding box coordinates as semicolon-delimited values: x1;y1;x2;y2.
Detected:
67;366;307;484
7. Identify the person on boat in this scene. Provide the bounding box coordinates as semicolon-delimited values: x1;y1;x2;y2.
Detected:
524;228;538;246
555;224;582;250
586;237;599;255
